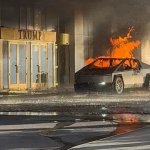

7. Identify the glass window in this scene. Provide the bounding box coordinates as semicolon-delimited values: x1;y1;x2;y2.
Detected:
19;44;26;83
48;43;54;87
46;9;57;31
41;45;47;83
32;45;39;83
2;6;19;28
3;41;8;89
20;7;27;29
34;8;41;30
27;8;33;30
10;44;17;84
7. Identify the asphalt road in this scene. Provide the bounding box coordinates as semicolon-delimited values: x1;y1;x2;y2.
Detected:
70;125;150;150
0;116;116;150
0;89;149;149
0;116;59;150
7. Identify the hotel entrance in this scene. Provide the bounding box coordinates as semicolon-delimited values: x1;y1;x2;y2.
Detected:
31;43;48;90
9;42;27;90
1;27;57;92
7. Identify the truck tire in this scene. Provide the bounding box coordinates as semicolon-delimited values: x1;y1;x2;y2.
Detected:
144;74;150;90
113;76;124;94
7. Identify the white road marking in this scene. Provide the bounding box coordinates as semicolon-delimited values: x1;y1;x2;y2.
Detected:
0;123;56;130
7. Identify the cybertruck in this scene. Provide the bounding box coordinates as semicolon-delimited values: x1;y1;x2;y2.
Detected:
74;58;150;94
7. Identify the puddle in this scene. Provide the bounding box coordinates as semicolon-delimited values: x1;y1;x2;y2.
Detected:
111;113;143;136
42;113;146;150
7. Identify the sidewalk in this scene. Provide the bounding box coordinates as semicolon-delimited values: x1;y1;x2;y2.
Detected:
0;88;150;103
0;89;150;118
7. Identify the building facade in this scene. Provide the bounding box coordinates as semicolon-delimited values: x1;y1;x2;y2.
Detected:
0;0;93;92
0;0;58;92
1;0;148;93
0;28;56;91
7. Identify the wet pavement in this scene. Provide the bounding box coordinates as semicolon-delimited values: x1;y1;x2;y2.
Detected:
0;89;149;149
0;115;116;150
0;89;150;125
43;121;117;149
0;89;150;114
70;125;150;150
0;114;146;150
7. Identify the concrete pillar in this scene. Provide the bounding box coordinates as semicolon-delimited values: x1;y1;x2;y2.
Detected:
141;39;150;64
83;15;94;60
141;23;150;64
0;40;3;90
74;10;85;72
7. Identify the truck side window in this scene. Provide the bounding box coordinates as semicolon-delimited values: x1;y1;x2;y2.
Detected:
131;60;139;70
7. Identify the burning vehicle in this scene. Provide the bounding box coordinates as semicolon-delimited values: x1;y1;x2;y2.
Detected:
74;57;150;94
74;28;150;94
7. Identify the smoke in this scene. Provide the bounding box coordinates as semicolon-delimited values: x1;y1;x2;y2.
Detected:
4;0;150;62
86;0;150;28
80;0;150;60
19;0;150;64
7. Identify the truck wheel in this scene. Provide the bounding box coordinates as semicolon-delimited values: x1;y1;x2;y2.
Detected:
144;74;150;90
113;76;124;94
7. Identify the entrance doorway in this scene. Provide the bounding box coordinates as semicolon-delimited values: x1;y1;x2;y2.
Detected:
9;42;27;90
3;41;55;92
31;43;48;90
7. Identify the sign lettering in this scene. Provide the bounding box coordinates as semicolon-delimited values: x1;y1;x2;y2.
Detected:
18;30;42;40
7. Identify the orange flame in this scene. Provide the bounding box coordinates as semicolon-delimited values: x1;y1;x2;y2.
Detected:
85;27;141;68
